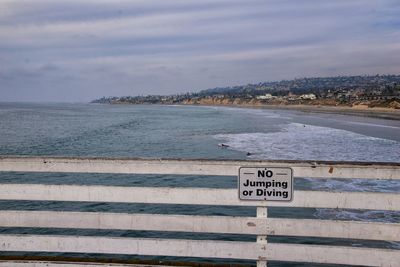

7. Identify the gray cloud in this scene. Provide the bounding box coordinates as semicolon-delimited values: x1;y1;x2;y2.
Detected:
0;0;399;102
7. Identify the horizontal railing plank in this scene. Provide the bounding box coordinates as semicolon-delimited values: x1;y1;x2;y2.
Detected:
0;235;399;266
0;211;399;241
0;156;399;179
0;235;262;260
0;184;398;210
268;243;400;266
268;218;400;241
0;211;267;235
0;261;148;267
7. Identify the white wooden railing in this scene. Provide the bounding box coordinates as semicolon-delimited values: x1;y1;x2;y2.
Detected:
0;156;399;267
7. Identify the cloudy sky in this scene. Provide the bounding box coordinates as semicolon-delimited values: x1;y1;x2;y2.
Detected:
0;0;399;102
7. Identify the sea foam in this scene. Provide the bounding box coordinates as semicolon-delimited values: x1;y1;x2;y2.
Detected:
214;122;400;162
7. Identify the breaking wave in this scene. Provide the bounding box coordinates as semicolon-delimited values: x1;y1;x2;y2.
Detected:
214;122;400;162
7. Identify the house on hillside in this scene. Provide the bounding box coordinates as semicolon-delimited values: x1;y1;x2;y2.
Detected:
300;94;316;100
256;93;273;100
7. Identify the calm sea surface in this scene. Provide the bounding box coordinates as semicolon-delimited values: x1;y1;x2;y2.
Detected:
0;103;399;266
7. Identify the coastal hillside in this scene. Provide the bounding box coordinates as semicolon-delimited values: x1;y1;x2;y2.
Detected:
92;75;400;109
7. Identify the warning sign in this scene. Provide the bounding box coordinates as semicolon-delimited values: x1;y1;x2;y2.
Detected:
239;167;293;201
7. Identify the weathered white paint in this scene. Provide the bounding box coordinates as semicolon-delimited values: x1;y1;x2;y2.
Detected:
256;207;268;267
0;156;399;266
0;261;156;267
0;184;398;210
0;235;264;260
268;243;400;267
0;235;399;266
267;218;400;241
0;156;399;179
1;211;398;241
0;211;267;235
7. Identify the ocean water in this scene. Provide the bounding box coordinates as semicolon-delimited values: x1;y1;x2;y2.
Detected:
0;102;399;266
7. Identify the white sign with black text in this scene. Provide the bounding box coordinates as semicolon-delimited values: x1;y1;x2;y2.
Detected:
239;167;293;201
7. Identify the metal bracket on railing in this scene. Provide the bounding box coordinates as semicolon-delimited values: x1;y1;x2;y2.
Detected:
257;207;268;267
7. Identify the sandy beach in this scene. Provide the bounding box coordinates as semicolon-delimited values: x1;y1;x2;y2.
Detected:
182;102;400;120
256;104;400;120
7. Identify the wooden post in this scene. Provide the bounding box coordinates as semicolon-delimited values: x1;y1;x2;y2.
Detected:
257;207;268;267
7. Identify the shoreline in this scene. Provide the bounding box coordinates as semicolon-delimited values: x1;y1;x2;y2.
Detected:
255;104;400;120
93;101;400;120
179;103;400;120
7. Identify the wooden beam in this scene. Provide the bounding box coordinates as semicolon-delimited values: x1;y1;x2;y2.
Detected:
0;235;263;260
0;235;399;266
0;211;398;241
0;211;267;235
268;243;400;266
0;184;398;210
0;156;399;179
0;261;153;267
267;218;400;241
